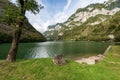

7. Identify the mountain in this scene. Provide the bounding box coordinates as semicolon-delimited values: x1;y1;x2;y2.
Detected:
44;0;120;41
0;0;46;43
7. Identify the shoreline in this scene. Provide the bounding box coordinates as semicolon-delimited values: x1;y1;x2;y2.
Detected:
75;45;111;65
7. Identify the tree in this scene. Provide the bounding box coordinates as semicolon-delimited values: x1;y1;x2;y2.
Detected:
5;0;43;62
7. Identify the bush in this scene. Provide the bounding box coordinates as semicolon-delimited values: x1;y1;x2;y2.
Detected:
115;34;120;42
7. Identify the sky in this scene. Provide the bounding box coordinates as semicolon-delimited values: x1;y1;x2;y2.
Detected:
10;0;109;33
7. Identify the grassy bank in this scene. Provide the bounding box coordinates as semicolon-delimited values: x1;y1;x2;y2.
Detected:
0;46;120;80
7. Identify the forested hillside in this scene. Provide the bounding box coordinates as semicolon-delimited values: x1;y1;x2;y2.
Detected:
0;0;46;43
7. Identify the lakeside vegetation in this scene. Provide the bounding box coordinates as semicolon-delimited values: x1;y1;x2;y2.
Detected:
0;45;120;80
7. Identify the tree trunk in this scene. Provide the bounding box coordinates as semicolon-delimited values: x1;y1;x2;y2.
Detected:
6;27;22;62
6;0;25;62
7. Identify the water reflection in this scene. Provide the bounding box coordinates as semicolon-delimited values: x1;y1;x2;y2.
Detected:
0;41;110;60
26;42;64;59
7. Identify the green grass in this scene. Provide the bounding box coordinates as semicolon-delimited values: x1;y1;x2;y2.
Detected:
0;46;120;80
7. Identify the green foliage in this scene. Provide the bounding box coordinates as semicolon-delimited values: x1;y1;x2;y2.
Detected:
54;11;120;41
107;0;120;10
83;14;110;25
0;46;120;80
17;0;43;14
75;3;106;13
115;34;120;42
3;0;43;25
87;3;106;11
0;32;12;42
2;3;20;25
0;0;46;43
87;35;110;41
76;8;88;13
20;30;46;42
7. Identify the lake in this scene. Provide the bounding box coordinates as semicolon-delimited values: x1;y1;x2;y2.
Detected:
0;41;110;60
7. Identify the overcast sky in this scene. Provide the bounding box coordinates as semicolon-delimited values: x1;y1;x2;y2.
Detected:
10;0;109;33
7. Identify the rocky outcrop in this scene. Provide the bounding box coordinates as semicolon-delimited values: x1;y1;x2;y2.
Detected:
44;0;120;41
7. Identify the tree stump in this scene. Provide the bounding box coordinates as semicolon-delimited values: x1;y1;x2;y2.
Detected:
53;54;65;66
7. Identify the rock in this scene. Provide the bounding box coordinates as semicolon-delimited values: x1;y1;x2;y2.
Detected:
75;54;105;65
53;54;65;66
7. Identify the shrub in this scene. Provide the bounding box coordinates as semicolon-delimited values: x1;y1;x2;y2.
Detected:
115;34;120;42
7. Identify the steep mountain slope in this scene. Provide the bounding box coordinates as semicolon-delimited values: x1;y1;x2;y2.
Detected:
0;0;46;43
44;0;120;41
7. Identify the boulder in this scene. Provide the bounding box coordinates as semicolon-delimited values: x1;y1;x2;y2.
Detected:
53;54;65;66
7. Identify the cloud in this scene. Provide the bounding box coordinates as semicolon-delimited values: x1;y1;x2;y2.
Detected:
10;0;109;33
29;0;73;33
64;0;72;11
32;20;49;32
52;12;67;23
26;11;50;33
50;0;72;24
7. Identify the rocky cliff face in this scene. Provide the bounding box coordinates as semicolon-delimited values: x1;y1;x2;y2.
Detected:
0;0;46;42
44;0;120;41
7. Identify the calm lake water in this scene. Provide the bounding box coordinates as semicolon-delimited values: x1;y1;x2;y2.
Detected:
0;41;110;60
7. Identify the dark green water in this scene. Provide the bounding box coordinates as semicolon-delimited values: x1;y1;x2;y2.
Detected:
0;41;109;60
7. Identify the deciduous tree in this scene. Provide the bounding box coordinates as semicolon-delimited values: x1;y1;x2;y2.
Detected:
5;0;43;62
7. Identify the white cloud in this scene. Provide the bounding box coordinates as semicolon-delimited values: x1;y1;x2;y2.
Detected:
10;0;109;33
28;0;73;33
32;20;49;32
52;12;67;23
50;0;72;24
30;0;109;33
64;0;72;11
26;11;50;33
